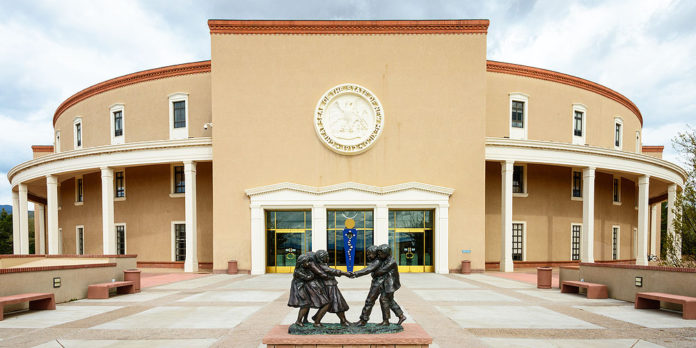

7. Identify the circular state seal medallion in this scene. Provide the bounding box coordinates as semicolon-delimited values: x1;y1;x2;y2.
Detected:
314;83;384;155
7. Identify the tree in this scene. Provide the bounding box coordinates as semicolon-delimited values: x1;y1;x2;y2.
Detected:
0;209;12;254
661;126;696;267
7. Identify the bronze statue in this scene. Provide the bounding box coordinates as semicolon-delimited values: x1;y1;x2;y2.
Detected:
288;244;406;331
288;253;330;326
309;250;351;326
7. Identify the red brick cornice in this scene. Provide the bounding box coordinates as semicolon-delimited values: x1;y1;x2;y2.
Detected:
642;145;664;153
0;262;116;274
53;61;211;126
487;60;643;126
31;145;54;152
208;20;489;35
580;262;696;273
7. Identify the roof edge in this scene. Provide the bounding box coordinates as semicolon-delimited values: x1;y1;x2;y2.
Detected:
208;19;489;35
486;60;643;126
53;60;211;126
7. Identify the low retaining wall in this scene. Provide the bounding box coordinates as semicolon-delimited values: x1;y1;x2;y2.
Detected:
579;263;696;302
0;255;137;311
559;266;580;284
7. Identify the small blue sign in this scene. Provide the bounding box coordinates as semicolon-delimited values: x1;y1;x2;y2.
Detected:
343;228;357;272
461;249;471;254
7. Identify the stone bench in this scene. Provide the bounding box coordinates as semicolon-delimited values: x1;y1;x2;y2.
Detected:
560;280;608;299
635;292;696;319
0;293;55;320
87;280;135;299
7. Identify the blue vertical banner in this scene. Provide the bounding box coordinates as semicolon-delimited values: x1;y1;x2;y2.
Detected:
343;228;357;272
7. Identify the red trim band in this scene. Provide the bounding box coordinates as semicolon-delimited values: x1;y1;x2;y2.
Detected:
53;61;211;126
487;60;643;126
208;19;489;35
0;263;116;274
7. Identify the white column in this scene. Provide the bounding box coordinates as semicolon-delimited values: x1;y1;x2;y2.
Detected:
250;204;265;275
650;204;658;256
18;184;29;254
184;161;198;272
311;204;327;251
581;167;595;263
35;204;45;254
500;160;514;272
101;167;116;254
666;184;679;260
11;190;19;254
636;175;650;266
46;175;60;254
374;204;389;246
435;203;449;274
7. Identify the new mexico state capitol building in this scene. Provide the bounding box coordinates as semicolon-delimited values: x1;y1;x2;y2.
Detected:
7;20;688;275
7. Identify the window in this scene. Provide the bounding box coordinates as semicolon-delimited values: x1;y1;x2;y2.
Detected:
572;104;587;145
75;176;84;204
511;101;524;128
512;165;526;195
571;224;581;261
169;93;189;140
512;223;524;261
613;176;621;204
614;117;623;150
573;111;583;137
612;226;620;260
635;131;641;154
115;171;125;199
174;223;186;261
116;224;126;255
173;101;186;128
110;104;125;145
55;130;61;153
76;226;84;255
509;93;528;140
73;117;83;149
173;166;185;194
572;170;582;199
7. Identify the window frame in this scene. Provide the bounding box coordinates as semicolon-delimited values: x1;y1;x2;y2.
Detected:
75;225;84;255
571;104;587;145
74;175;84;205
635;131;641;154
73;117;83;150
170;164;185;197
571;169;583;201
612;175;622;205
114;169;126;201
168;93;189;140
171;221;186;262
512;163;528;197
614;117;624;150
54;130;61;153
115;223;127;255
512;221;526;261
570;223;582;261
508;93;529;140
612;225;620;260
110;104;125;145
632;227;638;258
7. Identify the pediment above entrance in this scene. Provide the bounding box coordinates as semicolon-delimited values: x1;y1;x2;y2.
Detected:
245;182;454;204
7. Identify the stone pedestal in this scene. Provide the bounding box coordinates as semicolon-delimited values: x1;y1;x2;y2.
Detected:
123;269;141;292
263;323;432;347
227;260;238;274
460;260;471;274
537;267;552;289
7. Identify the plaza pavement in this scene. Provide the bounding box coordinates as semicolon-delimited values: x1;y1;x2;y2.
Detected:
0;270;695;347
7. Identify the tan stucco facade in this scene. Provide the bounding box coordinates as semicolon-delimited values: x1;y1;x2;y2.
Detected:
6;20;686;275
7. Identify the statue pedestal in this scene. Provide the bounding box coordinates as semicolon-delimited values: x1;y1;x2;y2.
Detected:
262;323;432;347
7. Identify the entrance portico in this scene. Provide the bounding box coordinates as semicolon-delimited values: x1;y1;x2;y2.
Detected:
246;182;453;275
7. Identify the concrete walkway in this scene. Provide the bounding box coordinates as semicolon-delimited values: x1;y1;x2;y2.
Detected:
0;271;694;347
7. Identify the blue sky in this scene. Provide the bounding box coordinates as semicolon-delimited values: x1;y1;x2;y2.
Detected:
1;0;695;205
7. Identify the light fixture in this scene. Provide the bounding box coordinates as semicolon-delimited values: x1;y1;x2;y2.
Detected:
53;277;61;288
635;276;643;287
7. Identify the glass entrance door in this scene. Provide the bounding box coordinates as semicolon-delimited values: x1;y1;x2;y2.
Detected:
327;210;374;271
388;210;434;272
266;211;312;273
